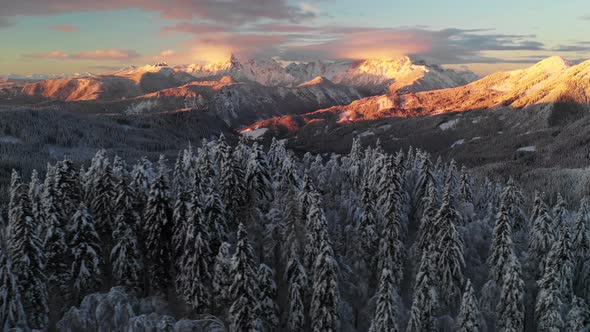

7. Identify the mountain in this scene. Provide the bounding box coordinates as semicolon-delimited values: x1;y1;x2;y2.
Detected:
20;64;196;101
111;75;362;126
245;56;590;134
176;55;477;94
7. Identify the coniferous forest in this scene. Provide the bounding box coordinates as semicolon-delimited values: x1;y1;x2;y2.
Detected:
1;136;589;332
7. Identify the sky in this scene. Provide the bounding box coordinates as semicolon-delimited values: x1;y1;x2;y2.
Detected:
1;0;590;76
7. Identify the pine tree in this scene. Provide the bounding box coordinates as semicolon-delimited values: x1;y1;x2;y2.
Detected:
529;199;555;278
90;162;116;241
406;247;438;332
246;142;274;208
110;179;142;293
229;223;260;332
54;159;82;220
499;178;526;231
68;203;101;303
573;201;590;299
178;193;212;313
212;242;232;311
414;182;439;255
536;242;565;332
203;187;228;256
566;296;590;331
458;166;474;205
552;193;568;226
7;182;48;329
143;175;173;294
457;279;483;332
497;255;525;332
286;245;307;332
369;268;399;332
257;264;279;329
433;187;465;312
28;170;44;236
310;230;340;332
43;183;69;295
358;182;379;273
171;188;190;273
549;221;575;302
0;241;29;331
378;198;405;285
488;199;515;283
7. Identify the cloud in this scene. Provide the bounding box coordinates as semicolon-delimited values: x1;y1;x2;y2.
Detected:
0;0;314;25
579;15;590;21
50;24;79;32
0;17;14;28
24;49;140;61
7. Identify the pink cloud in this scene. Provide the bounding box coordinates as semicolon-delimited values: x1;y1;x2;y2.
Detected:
50;24;79;32
1;0;314;25
24;49;140;61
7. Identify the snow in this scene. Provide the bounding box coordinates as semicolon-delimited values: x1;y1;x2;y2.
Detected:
439;119;460;130
451;139;465;148
0;135;22;144
357;130;375;138
517;145;536;152
242;128;268;139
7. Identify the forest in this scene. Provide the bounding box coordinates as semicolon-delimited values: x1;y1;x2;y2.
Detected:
0;136;588;331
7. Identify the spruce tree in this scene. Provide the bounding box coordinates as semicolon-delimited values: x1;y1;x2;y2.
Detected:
573;201;590;299
497;255;525;332
499;178;526;231
257;264;279;329
369;268;399;332
488;199;515;283
286;245;307;332
358;182;379;273
566;296;590;331
7;183;48;329
68;203;101;303
212;242;232;311
246;142;274;208
54;159;82;220
229;223;260;332
110;179;142;293
43;183;69;295
310;230;340;332
433;187;465;312
143;175;173;294
406;247;438;332
378;198;405;285
536;242;565;332
203;187;228;257
0;241;29;331
529;199;555;279
178;193;212;313
457;279;483;332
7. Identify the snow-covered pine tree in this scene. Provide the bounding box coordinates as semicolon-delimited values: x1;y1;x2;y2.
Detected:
406;247;438;332
203;186;228;257
112;155;128;180
54;159;82;220
310;230;340;332
499;178;526;232
378;197;405;285
413;182;439;255
110;178;142;293
573;200;590;300
0;242;28;331
413;153;435;219
178;193;212;313
68;203;101;303
143;174;173;294
229;223;260;332
171;188;190;276
528;198;555;279
566;296;590;331
457;279;484;332
433;186;465;313
549;221;575;302
218;135;245;228
536;241;566;331
368;268;399;332
212;242;232;312
552;193;568;227
129;157;152;211
28;170;44;236
257;264;279;329
488;198;515;283
43;182;69;295
496;255;525;332
458;166;474;205
358;181;379;275
285;244;307;332
7;182;48;329
246;142;274;208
